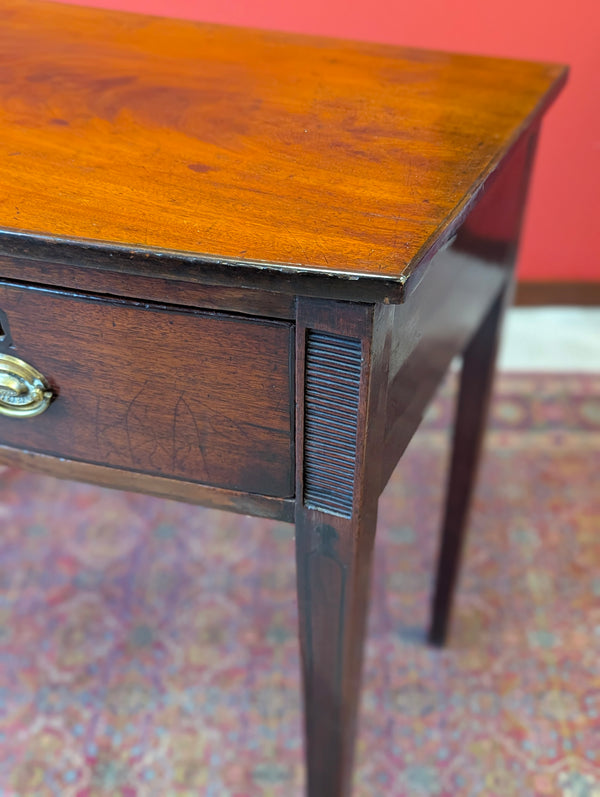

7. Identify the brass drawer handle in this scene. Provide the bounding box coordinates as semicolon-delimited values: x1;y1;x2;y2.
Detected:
0;354;54;418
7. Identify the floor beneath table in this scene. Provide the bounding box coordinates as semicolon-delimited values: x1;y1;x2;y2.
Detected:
0;308;598;797
499;307;600;371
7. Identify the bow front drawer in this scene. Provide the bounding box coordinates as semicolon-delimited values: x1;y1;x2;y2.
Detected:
0;283;294;497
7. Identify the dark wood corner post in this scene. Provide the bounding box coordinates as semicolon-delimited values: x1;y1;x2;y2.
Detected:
294;298;394;797
429;128;541;647
428;287;507;647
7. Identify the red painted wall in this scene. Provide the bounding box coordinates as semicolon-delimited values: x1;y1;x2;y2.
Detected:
51;0;600;282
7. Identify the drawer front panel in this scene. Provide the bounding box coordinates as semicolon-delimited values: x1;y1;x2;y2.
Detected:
0;284;294;497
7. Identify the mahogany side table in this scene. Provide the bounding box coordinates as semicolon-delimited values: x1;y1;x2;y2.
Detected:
0;2;566;794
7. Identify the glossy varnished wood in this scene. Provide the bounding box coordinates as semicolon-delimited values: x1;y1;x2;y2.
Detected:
0;256;296;319
0;282;294;495
289;126;545;795
380;130;538;489
0;0;565;302
426;130;541;646
428;288;508;646
295;300;394;796
0;444;295;520
0;7;568;795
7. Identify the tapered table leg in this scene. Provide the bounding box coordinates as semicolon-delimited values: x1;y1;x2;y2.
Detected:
295;299;393;796
428;287;507;646
295;510;378;796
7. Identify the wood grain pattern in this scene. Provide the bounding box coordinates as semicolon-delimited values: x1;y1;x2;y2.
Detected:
0;282;294;496
0;8;568;795
379;130;538;489
0;256;296;319
295;300;394;796
0;443;295;520
424;130;540;647
429;288;508;646
0;0;566;299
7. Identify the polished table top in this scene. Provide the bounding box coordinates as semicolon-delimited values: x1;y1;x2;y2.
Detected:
0;0;565;302
0;5;567;795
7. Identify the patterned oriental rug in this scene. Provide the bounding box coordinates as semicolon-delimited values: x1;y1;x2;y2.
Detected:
0;373;599;797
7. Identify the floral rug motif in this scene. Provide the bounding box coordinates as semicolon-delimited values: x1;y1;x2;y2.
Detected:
0;373;599;797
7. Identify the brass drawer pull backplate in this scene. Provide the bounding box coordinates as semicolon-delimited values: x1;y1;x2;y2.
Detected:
0;354;53;418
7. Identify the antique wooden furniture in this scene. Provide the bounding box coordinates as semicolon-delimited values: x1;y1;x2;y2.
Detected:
0;1;566;794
